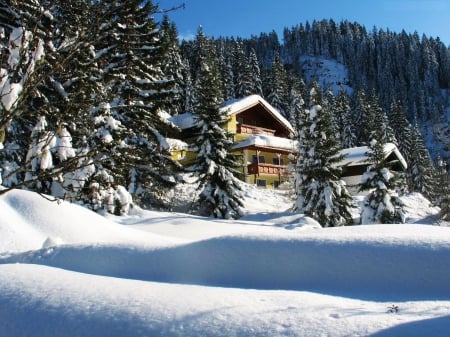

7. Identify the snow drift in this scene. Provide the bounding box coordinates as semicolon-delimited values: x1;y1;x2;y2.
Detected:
1;188;450;336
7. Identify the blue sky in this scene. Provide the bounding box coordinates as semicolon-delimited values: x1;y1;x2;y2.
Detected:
157;0;450;45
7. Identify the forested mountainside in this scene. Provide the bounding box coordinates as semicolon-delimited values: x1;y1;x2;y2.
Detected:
178;20;450;165
0;1;449;218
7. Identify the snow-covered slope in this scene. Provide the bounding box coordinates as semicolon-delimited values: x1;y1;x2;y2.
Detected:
300;55;353;94
0;189;178;253
1;187;450;336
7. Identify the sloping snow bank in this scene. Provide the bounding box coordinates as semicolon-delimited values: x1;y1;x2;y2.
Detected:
4;224;450;301
2;263;450;337
0;189;179;253
1;188;450;336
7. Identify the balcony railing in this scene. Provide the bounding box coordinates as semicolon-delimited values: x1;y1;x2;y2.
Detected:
247;162;286;175
237;123;276;136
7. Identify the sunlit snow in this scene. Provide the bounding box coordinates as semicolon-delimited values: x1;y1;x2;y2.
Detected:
1;185;450;336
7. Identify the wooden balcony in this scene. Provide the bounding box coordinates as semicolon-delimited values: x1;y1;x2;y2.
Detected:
237;123;276;136
247;162;286;175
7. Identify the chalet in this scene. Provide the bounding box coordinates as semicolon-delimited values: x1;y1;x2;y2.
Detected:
169;95;408;192
169;95;296;189
338;143;408;194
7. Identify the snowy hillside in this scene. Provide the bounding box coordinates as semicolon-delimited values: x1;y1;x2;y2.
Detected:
300;55;353;95
1;186;450;337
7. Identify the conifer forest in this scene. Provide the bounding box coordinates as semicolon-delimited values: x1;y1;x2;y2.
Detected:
1;1;449;221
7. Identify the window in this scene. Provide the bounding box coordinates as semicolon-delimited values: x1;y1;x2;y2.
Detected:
274;181;280;189
252;155;265;164
237;117;244;124
257;179;266;188
272;157;284;165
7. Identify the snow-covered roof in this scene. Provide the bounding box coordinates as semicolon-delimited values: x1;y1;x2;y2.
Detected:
166;138;189;151
169;112;196;130
169;95;294;134
338;143;407;169
232;134;297;152
222;95;294;134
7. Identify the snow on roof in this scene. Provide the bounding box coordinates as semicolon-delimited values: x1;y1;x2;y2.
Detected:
169;112;195;130
169;95;294;134
232;134;297;152
166;138;189;151
222;95;294;134
338;143;407;169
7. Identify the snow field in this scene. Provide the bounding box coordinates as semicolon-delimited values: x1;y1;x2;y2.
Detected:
1;186;450;336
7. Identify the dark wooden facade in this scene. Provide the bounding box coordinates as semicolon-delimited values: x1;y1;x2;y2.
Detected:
235;103;291;138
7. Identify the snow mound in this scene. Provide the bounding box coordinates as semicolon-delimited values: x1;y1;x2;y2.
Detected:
5;264;450;337
3;224;450;300
0;189;178;253
1;188;450;336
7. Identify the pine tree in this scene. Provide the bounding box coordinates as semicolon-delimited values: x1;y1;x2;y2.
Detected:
359;127;405;224
41;0;102;199
95;0;181;208
232;41;253;98
0;0;100;198
191;28;244;219
389;101;412;160
266;53;289;118
217;41;235;101
159;15;184;115
249;48;263;96
180;58;196;113
294;83;354;227
408;119;437;201
334;87;356;148
435;157;450;221
0;0;46;189
389;100;418;193
287;76;305;131
353;90;396;146
351;90;369;145
368;91;397;144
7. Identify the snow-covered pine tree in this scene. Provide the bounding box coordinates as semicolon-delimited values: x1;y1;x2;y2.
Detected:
435;160;450;222
180;58;196;113
353;90;397;146
160;15;183;115
249;48;263;96
368;91;397;145
359;126;405;224
217;40;235;101
38;0;103;198
232;41;253;98
0;0;46;122
334;87;356;148
0;1;45;189
351;90;369;145
0;0;99;197
294;82;354;227
287;76;305;132
389;101;412;160
283;78;306;192
266;53;289;119
408;118;438;201
23;116;57;194
191;28;244;219
96;0;181;208
388;100;420;194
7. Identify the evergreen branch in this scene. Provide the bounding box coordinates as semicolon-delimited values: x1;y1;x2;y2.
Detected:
156;3;185;14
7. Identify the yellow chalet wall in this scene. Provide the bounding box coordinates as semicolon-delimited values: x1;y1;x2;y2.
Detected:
169;95;297;189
